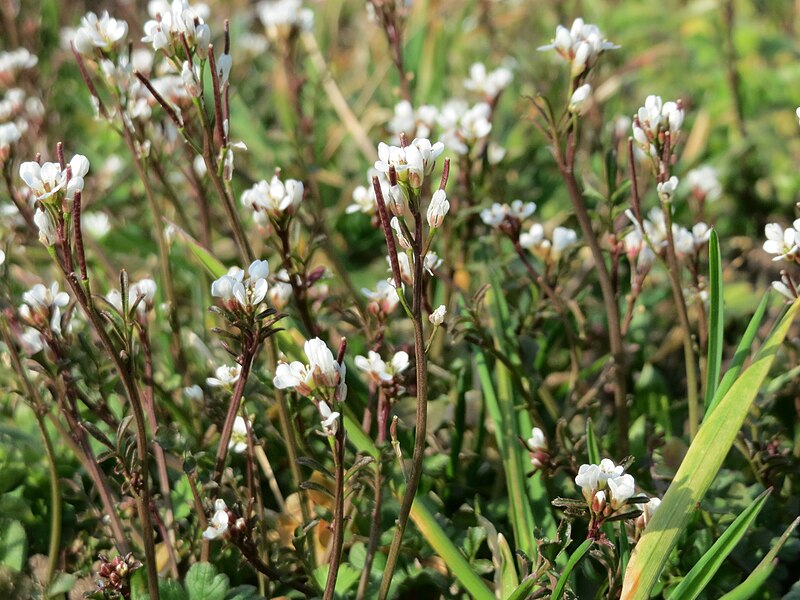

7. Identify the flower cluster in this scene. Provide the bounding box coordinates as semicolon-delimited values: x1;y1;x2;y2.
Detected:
346;169;388;216
354;350;409;386
438;100;492;156
73;11;129;56
207;364;242;388
106;278;158;316
575;459;634;509
211;260;270;311
142;0;211;57
19;282;70;337
624;204;711;268
362;280;400;317
686;165;722;203
519;224;579;261
537;18;619;77
374;138;444;191
463;62;513;99
19;154;90;204
241;172;304;222
763;219;800;301
257;0;314;44
388;101;438;142
274;338;346;402
0;48;38;85
632;95;684;166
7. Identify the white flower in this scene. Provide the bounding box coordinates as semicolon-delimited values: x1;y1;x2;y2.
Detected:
463;62;513;98
318;400;340;436
763;220;800;262
551;227;578;258
183;385;204;402
0;250;4;266
423;251;443;275
538;18;619;75
637;497;661;528
354;350;409;384
391;217;412;249
438;100;492;156
607;473;636;509
796;107;800;126
207;364;242;387
527;427;546;451
82;213;111;238
0;122;21;160
686;165;722;202
129;278;158;312
142;0;210;55
273;338;345;400
33;208;57;247
656;176;679;202
346;185;376;215
181;61;201;97
427;189;449;228
203;499;230;540
211;261;270;309
20;161;65;203
575;458;624;499
228;415;249;453
241;174;304;219
632;95;684;161
429;304;446;326
73;11;129;56
519;223;548;251
0;49;38;83
691;223;711;249
257;0;314;43
362;280;400;315
568;84;592;115
268;270;293;309
480;200;536;228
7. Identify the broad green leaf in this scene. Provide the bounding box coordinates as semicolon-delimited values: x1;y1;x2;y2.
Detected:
717;516;800;600
130;569;149;600
159;579;189;600
224;585;264;600
704;229;723;411
621;298;800;600
668;488;771;600
0;519;27;571
185;562;229;600
47;573;77;598
552;539;593;599
312;563;361;595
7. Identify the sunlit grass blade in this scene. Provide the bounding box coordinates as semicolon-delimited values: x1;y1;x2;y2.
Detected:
717;516;800;600
166;220;226;278
551;539;593;599
706;291;770;416
667;488;771;600
704;229;723;411
620;298;799;600
342;411;495;600
507;575;538;600
586;418;601;464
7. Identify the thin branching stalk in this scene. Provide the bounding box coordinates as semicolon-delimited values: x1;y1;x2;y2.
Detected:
555;126;629;454
356;460;384;600
212;339;258;484
378;201;429;600
323;427;346;600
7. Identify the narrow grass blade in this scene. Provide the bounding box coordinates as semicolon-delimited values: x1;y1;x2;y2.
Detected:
704;230;723;411
342;410;495;600
497;532;520;597
552;539;593;599
621;299;799;600
706;292;769;416
166;220;226;279
717;516;800;600
507;576;537;600
668;488;771;600
586;418;601;465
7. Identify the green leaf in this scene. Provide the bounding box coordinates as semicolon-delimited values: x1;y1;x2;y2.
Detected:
668;488;771;600
224;585;264;600
704;229;723;411
167;221;227;279
498;533;519;597
159;579;189;600
185;562;229;600
706;292;769;416
0;519;27;571
586;418;601;465
717;516;800;600
552;539;593;599
621;299;800;600
130;569;149;600
312;563;361;596
507;575;538;600
47;573;77;598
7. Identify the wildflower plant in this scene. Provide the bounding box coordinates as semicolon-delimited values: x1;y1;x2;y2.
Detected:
1;2;800;600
